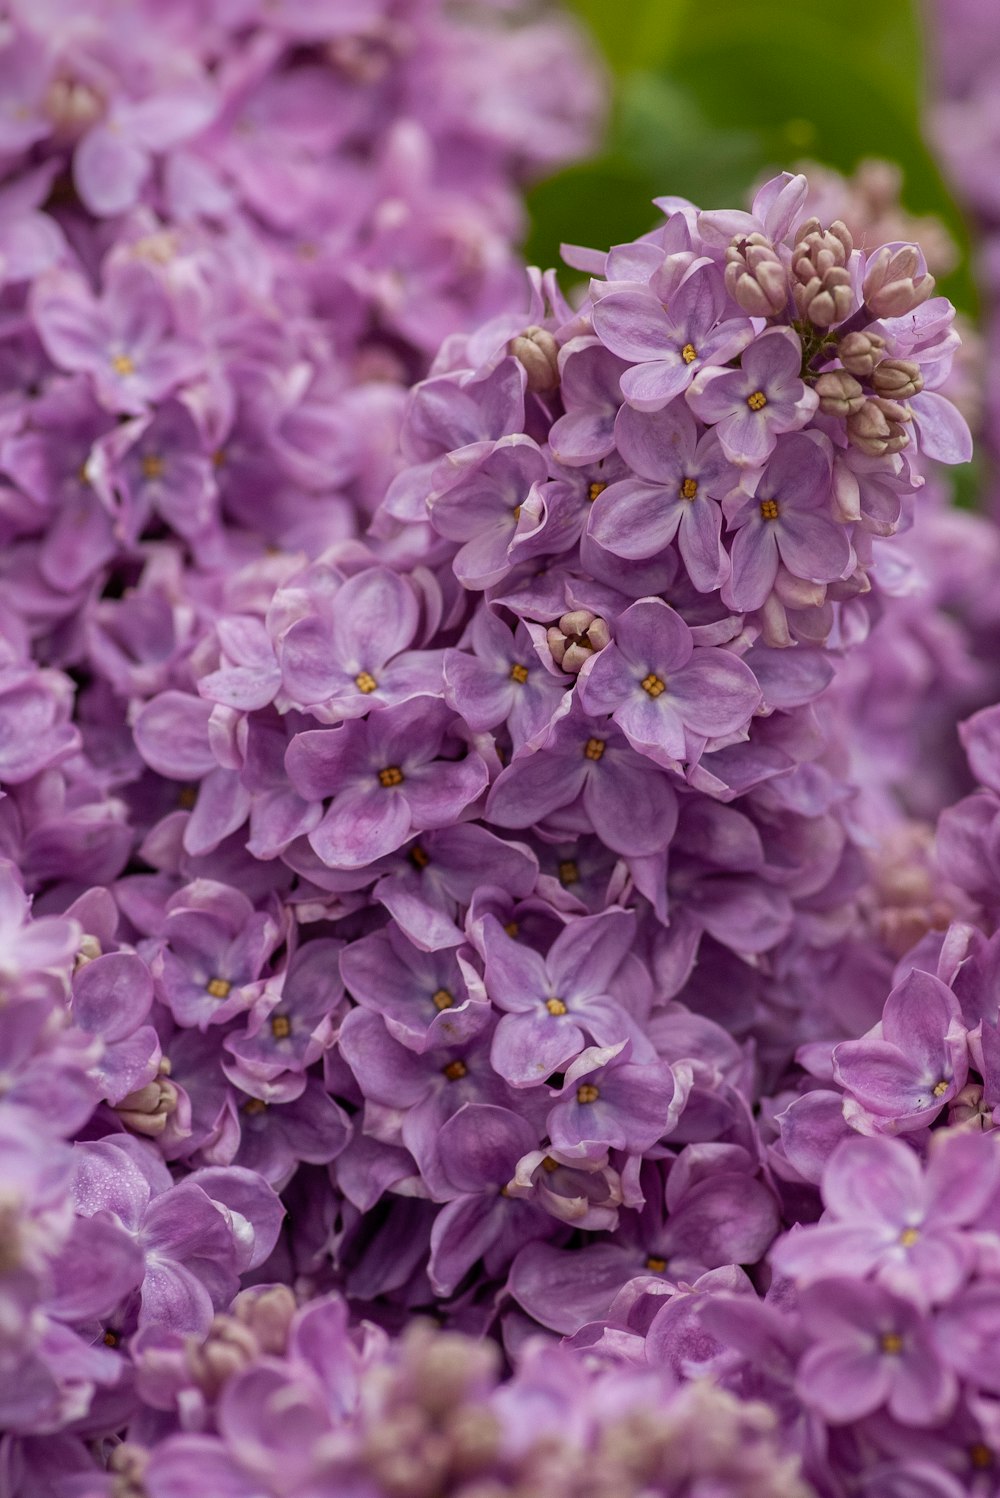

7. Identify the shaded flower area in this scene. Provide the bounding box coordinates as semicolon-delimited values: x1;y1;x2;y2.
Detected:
4;0;1000;1494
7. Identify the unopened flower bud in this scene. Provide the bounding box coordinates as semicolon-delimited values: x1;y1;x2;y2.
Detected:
837;330;885;378
793;217;853;270
232;1284;297;1355
186;1315;260;1398
508;325;560;393
948;1082;993;1132
44;77;103;143
404;1325;499;1417
792;219;855;327
871;395;912;425
871;357;923;399
793;268;853;328
108;1444;148;1498
444;1405;502;1477
759;593;792;649
547;610;610;673
773;567;826;611
846;396;910;456
862;243;935;317
724;233;787;316
826;567;872;601
814;370;865;418
115;1074;179;1137
73;933;102;971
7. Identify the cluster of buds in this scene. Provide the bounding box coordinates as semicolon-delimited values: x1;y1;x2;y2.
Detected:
791;217;854;327
725;201;939;459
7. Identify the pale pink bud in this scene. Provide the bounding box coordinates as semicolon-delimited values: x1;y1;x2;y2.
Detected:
846;397;910;456
759;593;793;649
186;1315;259;1398
826;567;872;601
814;370;865;417
44;77;103;142
107;1444;148;1498
792;268;853;328
837;330;886;378
792;220;855;326
508;325;560;393
792;218;853;273
445;1406;502;1478
547;610;610;673
724;233;787;316
862;244;935;317
831;461;862;524
114;1075;178;1137
404;1324;499;1417
73;933;102;971
871;357;923;399
948;1082;993;1132
773;567;826;610
232;1284;297;1355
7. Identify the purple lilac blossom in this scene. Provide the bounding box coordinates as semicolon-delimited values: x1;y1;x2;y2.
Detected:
0;14;991;1490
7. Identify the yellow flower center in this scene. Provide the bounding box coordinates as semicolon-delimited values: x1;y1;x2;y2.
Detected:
546;997;568;1016
178;785;198;810
641;673;666;698
141;453;165;480
759;498;779;521
970;1444;994;1471
432;988;454;1010
933;1079;949;1097
576;1083;600;1104
584;737;606;761
212;448;226;469
378;765;404;788
588;481;607;502
747;390;768;411
541;1155;560;1173
512;504;522;521
103;1329;121;1348
510;662;529;684
680;477;698;500
558;859;579;885
206;977;231;999
645;1256;667;1273
242;1097;267;1116
681;343;697;364
111;353;135;376
899;1227;919;1247
880;1332;904;1356
355;671;378;693
409;844;430;868
442;1060;467;1081
270;1014;291;1039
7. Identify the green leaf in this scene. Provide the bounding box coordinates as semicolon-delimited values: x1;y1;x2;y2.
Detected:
530;0;977;315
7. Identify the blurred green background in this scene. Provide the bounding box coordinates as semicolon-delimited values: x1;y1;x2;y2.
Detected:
526;0;977;319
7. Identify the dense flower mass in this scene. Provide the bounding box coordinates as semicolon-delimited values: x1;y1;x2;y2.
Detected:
3;1;1000;1493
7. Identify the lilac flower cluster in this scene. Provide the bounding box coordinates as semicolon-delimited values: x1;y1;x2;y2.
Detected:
14;1293;811;1498
0;9;987;1486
